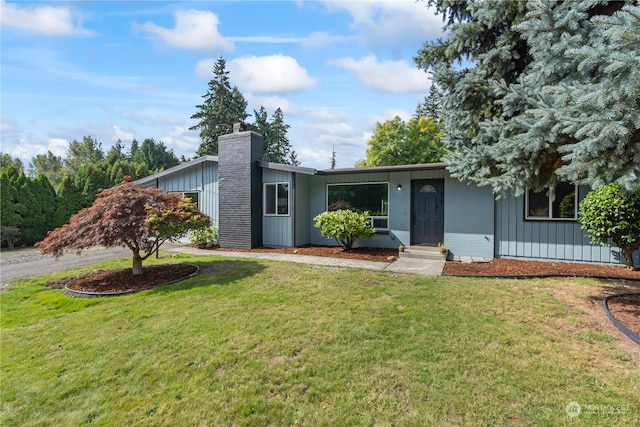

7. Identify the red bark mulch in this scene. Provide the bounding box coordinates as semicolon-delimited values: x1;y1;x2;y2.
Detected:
65;264;198;294
443;257;640;281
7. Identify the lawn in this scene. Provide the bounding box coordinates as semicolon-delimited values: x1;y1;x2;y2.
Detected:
1;253;638;426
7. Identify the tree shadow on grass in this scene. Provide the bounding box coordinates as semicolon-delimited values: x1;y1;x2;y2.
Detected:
146;260;266;294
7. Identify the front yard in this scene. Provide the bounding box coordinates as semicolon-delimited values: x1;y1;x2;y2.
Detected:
1;253;638;426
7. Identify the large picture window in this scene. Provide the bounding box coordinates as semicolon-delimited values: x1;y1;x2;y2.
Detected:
264;182;289;216
525;182;577;220
327;182;389;230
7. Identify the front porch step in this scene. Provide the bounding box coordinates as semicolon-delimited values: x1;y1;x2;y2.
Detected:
400;245;447;261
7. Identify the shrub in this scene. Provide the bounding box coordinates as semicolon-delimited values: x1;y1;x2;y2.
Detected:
579;183;640;270
0;226;21;249
189;225;218;248
313;209;376;251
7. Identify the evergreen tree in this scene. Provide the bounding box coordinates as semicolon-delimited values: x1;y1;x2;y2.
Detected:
106;140;128;165
331;146;337;169
0;153;24;171
29;175;57;237
414;82;441;120
64;136;105;176
0;166;26;229
55;175;85;228
13;173;41;245
364;116;445;166
129;138;140;160
190;57;249;155
415;0;639;195
132;138;179;172
28;151;65;190
74;163;111;206
250;106;298;165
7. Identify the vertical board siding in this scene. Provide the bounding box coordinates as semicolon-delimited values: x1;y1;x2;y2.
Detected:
262;169;293;247
494;188;634;265
294;174;311;246
155;161;219;226
443;177;495;259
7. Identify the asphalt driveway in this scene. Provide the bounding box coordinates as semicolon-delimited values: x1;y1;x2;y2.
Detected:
0;246;132;283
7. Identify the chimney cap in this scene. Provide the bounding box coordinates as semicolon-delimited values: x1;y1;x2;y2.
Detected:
233;122;248;133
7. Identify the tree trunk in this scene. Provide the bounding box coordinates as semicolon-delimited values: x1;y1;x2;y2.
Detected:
132;253;144;276
622;248;637;271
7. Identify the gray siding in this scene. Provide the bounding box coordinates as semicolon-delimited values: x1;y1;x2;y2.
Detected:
443;178;494;259
262;169;293;247
153;162;219;226
308;170;448;249
495;187;638;265
294;173;311;246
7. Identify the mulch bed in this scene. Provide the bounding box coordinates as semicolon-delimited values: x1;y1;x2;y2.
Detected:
209;244;399;263
443;258;640;280
65;264;198;294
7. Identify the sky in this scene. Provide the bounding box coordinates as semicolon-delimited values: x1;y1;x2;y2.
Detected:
1;0;446;170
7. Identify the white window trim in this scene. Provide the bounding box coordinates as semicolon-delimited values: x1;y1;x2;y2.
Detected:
326;181;390;231
525;184;578;221
264;182;290;217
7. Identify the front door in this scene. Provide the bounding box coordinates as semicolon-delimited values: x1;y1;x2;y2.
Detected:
412;179;444;246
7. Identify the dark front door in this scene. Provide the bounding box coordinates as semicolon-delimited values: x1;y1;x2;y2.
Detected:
412;179;444;246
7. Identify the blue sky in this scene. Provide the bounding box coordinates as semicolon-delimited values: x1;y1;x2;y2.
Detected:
1;1;445;170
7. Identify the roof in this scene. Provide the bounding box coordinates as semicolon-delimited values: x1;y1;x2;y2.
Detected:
316;162;448;175
134;155;218;185
135;155;448;185
257;160;317;175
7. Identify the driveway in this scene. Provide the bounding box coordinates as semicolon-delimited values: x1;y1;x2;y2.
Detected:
0;246;131;283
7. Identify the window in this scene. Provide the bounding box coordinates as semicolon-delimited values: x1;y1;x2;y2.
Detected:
525;183;577;220
171;192;200;208
183;192;199;208
327;182;389;230
264;183;289;216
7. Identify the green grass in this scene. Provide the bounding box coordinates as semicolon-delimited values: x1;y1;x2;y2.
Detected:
1;253;639;426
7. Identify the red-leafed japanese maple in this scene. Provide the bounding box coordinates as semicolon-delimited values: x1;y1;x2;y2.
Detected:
36;181;211;275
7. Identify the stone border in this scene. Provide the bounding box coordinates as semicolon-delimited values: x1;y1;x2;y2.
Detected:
64;264;199;298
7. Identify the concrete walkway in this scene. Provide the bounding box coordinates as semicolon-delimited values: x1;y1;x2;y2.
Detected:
168;245;445;277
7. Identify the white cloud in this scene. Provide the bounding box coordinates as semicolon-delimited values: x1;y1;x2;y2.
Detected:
331;55;430;94
48;138;69;157
136;9;233;53
0;0;85;36
244;94;295;116
302;31;352;48
293;108;370;168
160;125;201;157
322;1;444;53
196;55;317;95
112;125;135;142
228;55;317;94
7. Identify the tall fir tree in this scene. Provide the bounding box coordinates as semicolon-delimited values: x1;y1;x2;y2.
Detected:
250;106;298;165
415;0;639;195
190;57;249;155
414;82;442;120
